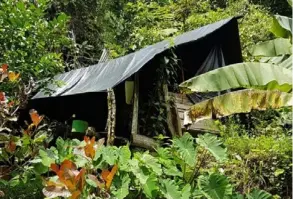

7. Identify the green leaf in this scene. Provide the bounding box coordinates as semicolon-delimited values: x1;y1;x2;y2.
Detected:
198;173;232;199
102;146;119;165
274;168;285;177
196;134;227;162
129;159;149;184
246;189;272;199
142;174;158;198
112;173;131;199
39;149;56;167
161;179;181;199
33;163;48;174
86;178;98;187
187;89;293;123
250;39;292;57
138;153;162;175
172;133;196;167
271;15;292;38
181;184;192;199
179;62;292;93
119;145;131;170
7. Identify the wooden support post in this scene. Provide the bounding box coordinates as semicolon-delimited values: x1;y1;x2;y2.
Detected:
163;84;182;137
131;73;139;136
130;73;159;150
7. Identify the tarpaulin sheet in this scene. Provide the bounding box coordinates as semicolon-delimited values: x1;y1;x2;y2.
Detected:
33;17;235;99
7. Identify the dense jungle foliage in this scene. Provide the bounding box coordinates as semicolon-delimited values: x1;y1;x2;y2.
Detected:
0;0;292;199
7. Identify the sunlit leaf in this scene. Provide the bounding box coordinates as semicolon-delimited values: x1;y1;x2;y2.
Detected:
8;72;20;82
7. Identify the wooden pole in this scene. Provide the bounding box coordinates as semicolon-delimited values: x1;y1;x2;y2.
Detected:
131;73;139;136
164;84;182;137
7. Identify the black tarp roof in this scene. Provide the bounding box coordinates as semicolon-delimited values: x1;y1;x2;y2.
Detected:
32;17;241;99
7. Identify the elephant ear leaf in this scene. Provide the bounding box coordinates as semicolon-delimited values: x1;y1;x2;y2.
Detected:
196;134;227;162
172;133;196;167
198;173;232;199
246;189;272;199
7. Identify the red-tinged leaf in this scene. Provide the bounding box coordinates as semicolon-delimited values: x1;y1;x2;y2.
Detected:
6;141;16;153
29;109;44;127
60;160;77;171
0;92;6;102
105;164;118;190
70;190;81;199
50;164;59;174
101;170;110;182
75;168;85;190
7;101;14;107
84;136;96;159
1;64;8;72
84;136;89;143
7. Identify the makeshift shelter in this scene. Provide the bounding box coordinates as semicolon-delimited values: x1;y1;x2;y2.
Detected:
29;17;242;143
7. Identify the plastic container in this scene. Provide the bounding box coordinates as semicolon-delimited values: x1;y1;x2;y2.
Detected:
72;120;88;133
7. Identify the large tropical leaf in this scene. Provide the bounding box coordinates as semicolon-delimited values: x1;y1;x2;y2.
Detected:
171;133;196;167
249;38;292;57
198;173;232;199
161;179;181;199
260;55;292;69
246;189;272;199
271;15;292;38
187;89;292;123
143;174;159;199
179;62;292;93
196;134;227;162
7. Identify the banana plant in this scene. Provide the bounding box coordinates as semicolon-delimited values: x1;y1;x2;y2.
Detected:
179;61;292;123
249;1;292;68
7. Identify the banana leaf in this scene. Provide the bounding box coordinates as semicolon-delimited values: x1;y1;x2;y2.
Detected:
250;38;292;57
271;15;292;38
179;62;292;93
186;89;292;123
260;55;292;69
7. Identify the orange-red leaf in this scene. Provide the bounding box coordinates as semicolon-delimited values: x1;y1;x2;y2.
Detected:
29;109;44;127
7;101;14;107
6;141;16;153
8;72;20;82
1;64;8;72
70;190;81;199
0;92;5;102
60;160;77;171
75;168;85;191
101;170;110;181
84;136;96;159
105;164;118;190
50;164;59;174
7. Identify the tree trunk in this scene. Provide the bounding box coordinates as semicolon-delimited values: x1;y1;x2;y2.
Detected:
106;88;116;145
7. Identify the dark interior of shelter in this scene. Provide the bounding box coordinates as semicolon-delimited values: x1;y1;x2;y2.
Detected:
25;18;242;139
